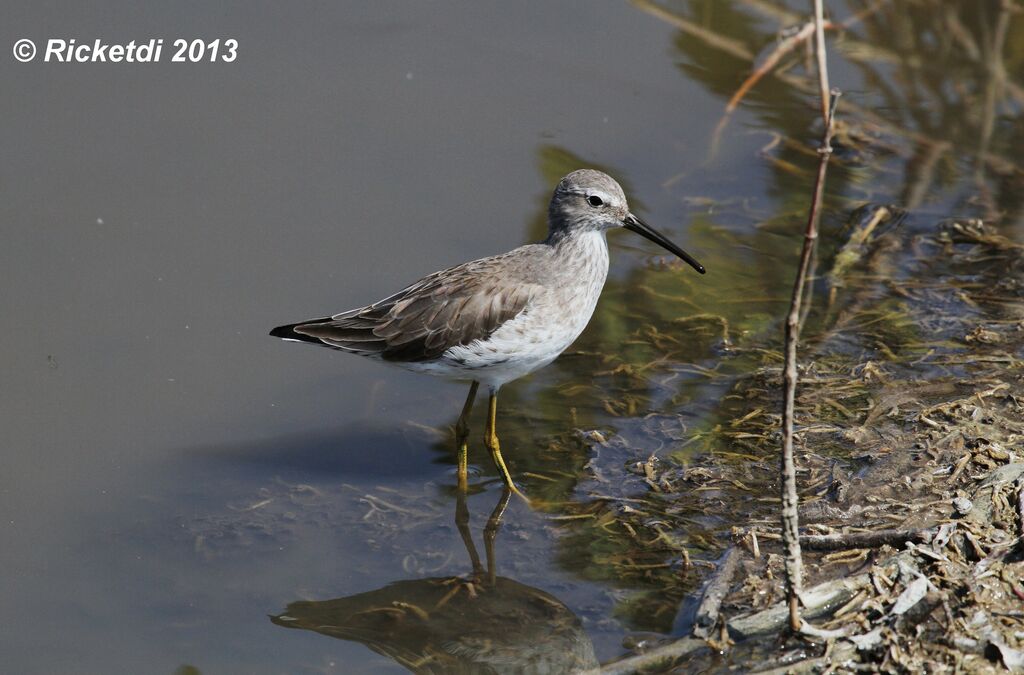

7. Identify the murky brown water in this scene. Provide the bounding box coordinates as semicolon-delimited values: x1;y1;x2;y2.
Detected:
3;1;1022;673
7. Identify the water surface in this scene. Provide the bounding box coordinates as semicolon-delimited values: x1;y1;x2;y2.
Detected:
2;1;1022;672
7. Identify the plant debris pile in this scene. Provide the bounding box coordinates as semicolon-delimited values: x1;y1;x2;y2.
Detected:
572;200;1024;671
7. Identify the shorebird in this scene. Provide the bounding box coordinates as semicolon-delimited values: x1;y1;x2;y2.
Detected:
271;169;705;499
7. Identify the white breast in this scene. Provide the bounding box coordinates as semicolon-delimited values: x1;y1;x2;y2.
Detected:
410;231;610;389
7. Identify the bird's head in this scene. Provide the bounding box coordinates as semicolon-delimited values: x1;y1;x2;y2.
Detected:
548;169;705;274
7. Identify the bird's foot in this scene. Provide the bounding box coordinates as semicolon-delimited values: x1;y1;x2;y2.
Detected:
507;483;531;506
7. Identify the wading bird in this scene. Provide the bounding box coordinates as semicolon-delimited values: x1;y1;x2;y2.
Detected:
271;169;705;499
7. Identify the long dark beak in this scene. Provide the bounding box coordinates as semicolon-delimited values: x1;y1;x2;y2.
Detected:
623;213;706;274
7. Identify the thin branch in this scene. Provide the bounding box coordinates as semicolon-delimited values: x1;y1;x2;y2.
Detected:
812;0;831;124
710;21;818;156
1013;477;1024;554
730;0;885;121
639;0;1020;177
726;22;817;119
693;546;743;639
709;1;888;157
591;638;706;675
800;528;935;551
780;0;838;633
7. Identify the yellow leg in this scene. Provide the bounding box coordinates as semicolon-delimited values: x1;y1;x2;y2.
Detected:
455;381;479;492
483;390;528;502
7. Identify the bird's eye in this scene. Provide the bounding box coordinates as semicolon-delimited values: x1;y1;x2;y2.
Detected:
587;195;604;207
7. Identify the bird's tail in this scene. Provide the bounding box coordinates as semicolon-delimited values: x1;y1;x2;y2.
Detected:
269;317;333;344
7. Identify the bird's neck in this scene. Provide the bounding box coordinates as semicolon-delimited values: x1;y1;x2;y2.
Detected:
547;229;609;275
545;225;600;247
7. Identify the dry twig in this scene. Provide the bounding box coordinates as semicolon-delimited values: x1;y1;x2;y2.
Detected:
693;546;743;638
710;1;887;155
780;0;838;633
800;528;935;551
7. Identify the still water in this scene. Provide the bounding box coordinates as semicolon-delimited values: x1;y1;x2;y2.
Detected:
3;1;1022;672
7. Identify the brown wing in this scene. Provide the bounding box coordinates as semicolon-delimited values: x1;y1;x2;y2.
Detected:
275;256;538;362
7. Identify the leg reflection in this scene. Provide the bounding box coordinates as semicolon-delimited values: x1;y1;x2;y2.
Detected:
484;488;511;585
454;488;484;578
454;488;511;585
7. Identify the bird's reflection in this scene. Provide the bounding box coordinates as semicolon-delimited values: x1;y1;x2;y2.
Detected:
270;489;598;674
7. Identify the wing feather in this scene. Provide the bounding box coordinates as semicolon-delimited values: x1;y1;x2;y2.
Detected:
275;254;540;362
